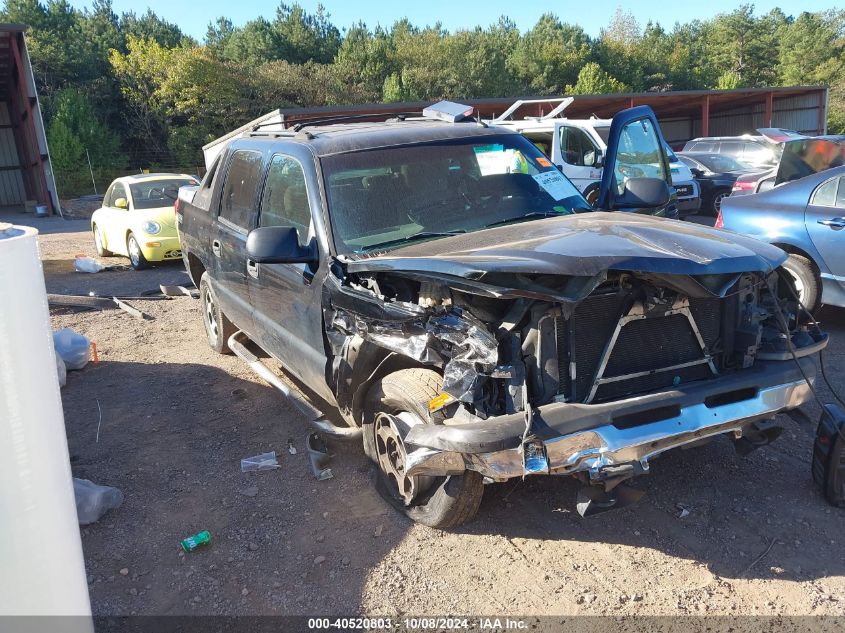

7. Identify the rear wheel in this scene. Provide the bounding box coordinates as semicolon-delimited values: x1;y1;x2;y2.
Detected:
781;253;820;314
710;188;730;216
93;224;112;256
364;368;484;529
127;232;148;270
199;272;235;354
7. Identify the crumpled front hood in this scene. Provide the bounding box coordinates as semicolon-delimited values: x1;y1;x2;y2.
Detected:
345;212;786;278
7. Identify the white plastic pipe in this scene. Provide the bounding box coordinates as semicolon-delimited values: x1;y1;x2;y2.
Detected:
0;223;93;626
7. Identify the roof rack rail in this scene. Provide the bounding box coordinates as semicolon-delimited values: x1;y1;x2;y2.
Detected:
488;97;573;123
290;111;420;132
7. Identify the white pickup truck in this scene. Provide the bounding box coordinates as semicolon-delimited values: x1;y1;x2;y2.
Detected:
488;98;701;216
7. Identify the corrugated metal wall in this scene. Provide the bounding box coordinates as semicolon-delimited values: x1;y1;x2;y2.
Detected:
659;92;823;146
0;102;25;206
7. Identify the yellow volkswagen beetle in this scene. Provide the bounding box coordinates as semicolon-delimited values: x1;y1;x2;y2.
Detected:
91;173;199;269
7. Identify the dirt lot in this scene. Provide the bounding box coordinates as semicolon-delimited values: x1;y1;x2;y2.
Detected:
19;213;845;617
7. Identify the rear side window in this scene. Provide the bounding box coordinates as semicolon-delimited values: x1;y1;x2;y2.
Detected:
812;178;837;207
259;155;312;246
219;150;263;229
836;178;845;209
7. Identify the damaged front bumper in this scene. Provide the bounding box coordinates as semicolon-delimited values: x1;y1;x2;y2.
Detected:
403;359;815;482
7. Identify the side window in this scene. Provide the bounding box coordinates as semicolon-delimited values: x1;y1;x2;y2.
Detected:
692;141;714;153
835;178;845;209
219;150;262;229
111;183;128;207
258;154;312;246
559;126;598;167
614;118;666;194
103;184;114;207
812;178;837;207
192;154;221;211
720;141;742;157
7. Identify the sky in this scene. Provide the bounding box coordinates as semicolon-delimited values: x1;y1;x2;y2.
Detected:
68;0;835;41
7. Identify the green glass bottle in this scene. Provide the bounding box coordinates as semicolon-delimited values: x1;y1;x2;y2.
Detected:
181;530;211;552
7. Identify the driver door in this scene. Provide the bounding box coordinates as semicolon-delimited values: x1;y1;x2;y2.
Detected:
805;175;845;292
595;106;677;217
104;181;130;255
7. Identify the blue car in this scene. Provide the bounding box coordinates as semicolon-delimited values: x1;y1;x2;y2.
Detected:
718;164;845;312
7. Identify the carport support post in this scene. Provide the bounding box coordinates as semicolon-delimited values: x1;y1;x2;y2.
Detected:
764;92;773;127
701;95;710;137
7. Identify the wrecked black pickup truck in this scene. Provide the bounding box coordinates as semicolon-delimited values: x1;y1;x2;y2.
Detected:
177;103;828;528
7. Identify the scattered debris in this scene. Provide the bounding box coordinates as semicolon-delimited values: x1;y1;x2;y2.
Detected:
373;525;383;538
112;297;149;320
119;568;129;576
240;452;279;472
180;530;211;552
677;504;691;519
287;438;297;455
48;293;114;311
74;255;105;273
90;341;100;363
305;432;333;480
73;478;124;525
95;399;103;443
740;537;777;577
160;284;198;298
231;388;247;401
53;328;91;370
314;556;326;565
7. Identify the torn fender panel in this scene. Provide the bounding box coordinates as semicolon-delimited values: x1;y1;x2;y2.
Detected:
344;212;787;278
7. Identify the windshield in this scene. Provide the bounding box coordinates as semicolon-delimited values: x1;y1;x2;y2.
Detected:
694;154;746;172
130;178;198;210
321;135;589;253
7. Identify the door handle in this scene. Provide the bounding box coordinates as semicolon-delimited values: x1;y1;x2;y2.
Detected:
212;240;221;256
246;259;259;279
818;218;845;229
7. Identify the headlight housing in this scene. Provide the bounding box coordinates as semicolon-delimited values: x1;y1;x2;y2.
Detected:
142;221;161;235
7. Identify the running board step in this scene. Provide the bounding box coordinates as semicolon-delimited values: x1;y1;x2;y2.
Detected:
226;331;362;439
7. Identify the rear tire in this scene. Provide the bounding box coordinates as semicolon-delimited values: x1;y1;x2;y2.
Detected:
781;253;820;314
199;272;235;354
364;368;484;529
710;188;730;216
93;224;112;256
127;232;148;270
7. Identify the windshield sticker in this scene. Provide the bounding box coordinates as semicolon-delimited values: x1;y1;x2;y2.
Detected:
473;144;504;154
535;156;552;168
532;171;580;201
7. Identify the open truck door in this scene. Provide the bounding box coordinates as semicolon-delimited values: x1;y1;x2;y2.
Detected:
596;106;678;218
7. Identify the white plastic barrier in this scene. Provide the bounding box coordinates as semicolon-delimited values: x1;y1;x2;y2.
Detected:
0;223;93;627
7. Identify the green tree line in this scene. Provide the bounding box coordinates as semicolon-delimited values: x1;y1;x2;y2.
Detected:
3;0;844;197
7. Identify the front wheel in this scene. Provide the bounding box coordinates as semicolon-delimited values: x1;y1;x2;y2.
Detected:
364;368;484;529
781;253;820;314
127;232;148;270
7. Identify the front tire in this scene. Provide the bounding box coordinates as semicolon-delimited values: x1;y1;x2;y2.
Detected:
93;224;112;256
364;368;484;529
199;272;235;354
127;232;148;270
781;253;820;314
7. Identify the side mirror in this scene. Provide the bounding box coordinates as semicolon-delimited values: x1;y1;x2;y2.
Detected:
593;150;604;168
613;177;671;209
690;168;704;178
114;197;128;209
246;226;316;264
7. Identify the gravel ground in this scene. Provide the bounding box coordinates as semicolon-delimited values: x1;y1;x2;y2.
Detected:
15;212;845;617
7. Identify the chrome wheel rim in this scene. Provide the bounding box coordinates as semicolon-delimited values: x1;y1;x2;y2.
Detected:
203;287;219;343
374;412;432;506
783;264;806;304
713;192;727;213
128;236;141;267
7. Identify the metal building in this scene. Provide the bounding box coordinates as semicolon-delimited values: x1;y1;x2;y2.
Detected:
0;24;59;214
203;86;828;167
